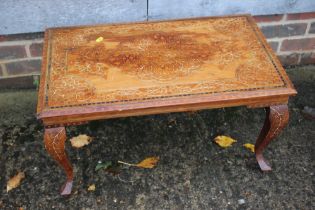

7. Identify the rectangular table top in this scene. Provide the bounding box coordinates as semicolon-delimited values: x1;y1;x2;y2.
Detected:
37;15;296;125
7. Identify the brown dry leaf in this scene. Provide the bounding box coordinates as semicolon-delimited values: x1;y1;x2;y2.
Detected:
7;172;25;192
136;157;160;169
70;134;93;148
214;135;237;148
88;184;96;191
96;37;103;42
243;143;255;153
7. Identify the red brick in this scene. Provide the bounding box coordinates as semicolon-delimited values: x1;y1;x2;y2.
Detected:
30;43;43;57
277;54;300;66
281;38;315;51
6;59;41;75
286;12;315;20
253;14;283;23
0;45;27;60
0;76;36;89
267;41;279;52
300;52;315;65
0;32;44;42
260;23;307;38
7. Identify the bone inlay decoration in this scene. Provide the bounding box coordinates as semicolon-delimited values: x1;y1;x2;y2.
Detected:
46;17;285;108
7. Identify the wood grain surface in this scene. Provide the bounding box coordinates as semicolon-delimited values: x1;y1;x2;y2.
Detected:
37;15;296;124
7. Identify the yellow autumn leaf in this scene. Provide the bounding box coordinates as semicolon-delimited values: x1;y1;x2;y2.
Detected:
136;157;160;168
118;157;160;169
96;37;103;42
243;143;255;153
70;134;93;148
214;135;237;148
88;184;96;191
7;172;25;192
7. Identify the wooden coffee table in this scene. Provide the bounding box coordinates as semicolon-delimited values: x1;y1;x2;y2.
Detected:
37;15;297;195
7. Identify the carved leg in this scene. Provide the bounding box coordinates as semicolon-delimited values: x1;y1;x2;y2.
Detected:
44;127;73;195
255;104;289;171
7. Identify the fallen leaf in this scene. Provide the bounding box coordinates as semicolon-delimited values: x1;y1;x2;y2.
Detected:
243;143;255;153
118;157;160;169
88;184;95;191
214;135;237;148
136;157;160;168
70;134;93;148
7;172;25;192
96;37;103;42
95;161;112;171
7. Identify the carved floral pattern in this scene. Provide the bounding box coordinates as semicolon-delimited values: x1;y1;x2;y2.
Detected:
46;17;285;108
75;32;214;81
49;75;96;106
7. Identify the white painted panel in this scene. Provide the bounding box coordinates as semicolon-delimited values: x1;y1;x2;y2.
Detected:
1;0;315;34
0;0;147;34
149;0;315;20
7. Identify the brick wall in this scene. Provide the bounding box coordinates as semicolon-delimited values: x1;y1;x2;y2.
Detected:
254;12;315;66
0;12;314;88
0;33;43;74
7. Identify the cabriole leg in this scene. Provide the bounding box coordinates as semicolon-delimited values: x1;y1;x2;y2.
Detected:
255;104;289;171
44;127;73;195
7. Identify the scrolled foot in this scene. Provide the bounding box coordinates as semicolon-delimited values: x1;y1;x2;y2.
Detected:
256;153;272;171
61;180;73;195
